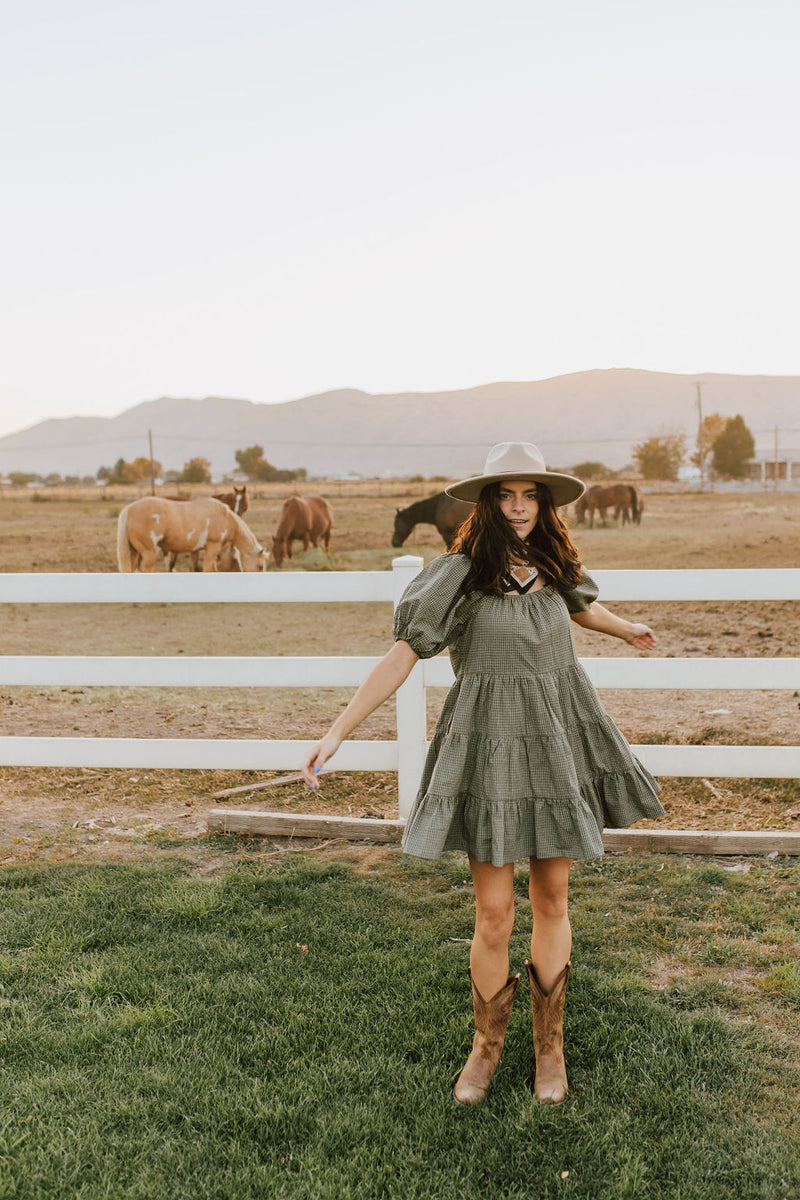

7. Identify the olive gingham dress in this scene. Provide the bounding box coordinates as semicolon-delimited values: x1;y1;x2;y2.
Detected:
393;553;664;866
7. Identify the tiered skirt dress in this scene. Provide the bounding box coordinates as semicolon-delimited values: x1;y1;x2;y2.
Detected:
393;553;664;865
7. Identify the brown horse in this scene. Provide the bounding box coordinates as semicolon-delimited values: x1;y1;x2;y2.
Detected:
117;497;267;572
392;493;472;550
271;495;333;569
575;484;638;528
165;485;250;570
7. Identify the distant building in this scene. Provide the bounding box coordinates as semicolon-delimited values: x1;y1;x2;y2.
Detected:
747;458;800;484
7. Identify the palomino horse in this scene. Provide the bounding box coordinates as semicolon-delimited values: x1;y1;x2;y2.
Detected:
165;486;250;570
392;493;472;550
575;484;638;529
117;497;267;572
271;495;333;568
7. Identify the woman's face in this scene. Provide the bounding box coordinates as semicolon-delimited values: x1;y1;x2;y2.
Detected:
497;479;540;541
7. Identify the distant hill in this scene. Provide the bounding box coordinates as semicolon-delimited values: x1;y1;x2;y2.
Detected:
0;370;797;480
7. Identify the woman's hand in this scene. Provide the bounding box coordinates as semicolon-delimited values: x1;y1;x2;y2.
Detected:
625;623;656;651
301;732;343;790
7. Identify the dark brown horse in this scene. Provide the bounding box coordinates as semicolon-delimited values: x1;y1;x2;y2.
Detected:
272;495;333;568
614;485;643;525
165;486;250;569
575;484;638;529
392;493;472;550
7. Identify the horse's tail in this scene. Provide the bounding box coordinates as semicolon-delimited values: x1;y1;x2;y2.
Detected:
628;485;638;523
116;506;134;572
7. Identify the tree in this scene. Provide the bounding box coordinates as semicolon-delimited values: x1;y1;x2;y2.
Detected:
181;457;212;484
235;445;268;479
632;432;686;481
691;413;726;477
130;455;162;482
711;414;755;479
256;463;307;483
9;472;36;487
571;461;609;479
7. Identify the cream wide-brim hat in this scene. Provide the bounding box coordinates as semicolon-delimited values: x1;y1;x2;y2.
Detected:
445;442;585;507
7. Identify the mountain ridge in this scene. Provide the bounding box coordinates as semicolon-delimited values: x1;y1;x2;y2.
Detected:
1;369;796;479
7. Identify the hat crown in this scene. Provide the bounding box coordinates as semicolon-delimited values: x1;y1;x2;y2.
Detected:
482;442;548;478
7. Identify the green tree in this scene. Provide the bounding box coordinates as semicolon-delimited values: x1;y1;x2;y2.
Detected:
181;457;213;484
9;472;36;487
632;432;686;481
235;445;268;478
691;412;727;477
256;463;307;482
711;414;755;479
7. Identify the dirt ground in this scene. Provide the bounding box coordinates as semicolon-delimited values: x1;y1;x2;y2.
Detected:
1;486;798;863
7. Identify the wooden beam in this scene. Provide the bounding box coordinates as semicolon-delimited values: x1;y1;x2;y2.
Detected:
602;828;800;855
206;812;800;856
207;809;404;843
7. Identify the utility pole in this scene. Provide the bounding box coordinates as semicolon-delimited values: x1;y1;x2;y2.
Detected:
695;382;704;490
148;429;156;496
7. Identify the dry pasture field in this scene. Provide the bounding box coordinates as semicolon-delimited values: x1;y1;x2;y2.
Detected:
1;486;799;862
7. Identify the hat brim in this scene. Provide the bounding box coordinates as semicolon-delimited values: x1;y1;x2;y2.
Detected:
445;471;585;507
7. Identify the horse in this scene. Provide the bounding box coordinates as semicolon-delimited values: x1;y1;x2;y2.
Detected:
165;485;250;570
575;484;637;528
613;484;642;526
271;495;333;569
117;497;268;572
392;493;472;550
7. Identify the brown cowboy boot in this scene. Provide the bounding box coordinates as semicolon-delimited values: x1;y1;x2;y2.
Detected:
526;960;570;1105
453;970;521;1105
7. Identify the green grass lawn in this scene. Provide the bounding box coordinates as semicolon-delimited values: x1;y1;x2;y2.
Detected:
1;848;798;1200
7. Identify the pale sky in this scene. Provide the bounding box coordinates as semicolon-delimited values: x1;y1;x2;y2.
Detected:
2;0;798;439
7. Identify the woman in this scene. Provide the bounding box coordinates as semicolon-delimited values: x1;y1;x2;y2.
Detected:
301;442;664;1106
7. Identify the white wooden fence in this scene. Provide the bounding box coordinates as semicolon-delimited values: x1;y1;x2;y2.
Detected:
1;558;798;818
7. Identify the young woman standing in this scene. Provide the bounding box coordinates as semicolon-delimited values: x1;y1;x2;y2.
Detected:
302;443;664;1105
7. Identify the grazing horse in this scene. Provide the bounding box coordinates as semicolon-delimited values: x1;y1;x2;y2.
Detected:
392;493;472;550
614;484;642;526
165;486;250;570
117;497;267;572
271;495;333;569
575;484;637;529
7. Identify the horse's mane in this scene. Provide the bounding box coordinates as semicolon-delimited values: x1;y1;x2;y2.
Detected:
228;507;261;550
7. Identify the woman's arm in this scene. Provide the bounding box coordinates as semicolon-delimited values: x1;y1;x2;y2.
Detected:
570;602;656;651
300;639;420;787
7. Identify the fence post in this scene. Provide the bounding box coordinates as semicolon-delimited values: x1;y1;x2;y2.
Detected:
392;555;426;819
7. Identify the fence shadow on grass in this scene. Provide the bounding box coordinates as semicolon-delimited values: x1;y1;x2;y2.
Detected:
0;852;797;1200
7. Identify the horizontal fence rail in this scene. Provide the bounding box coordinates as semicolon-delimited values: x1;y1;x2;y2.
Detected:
0;561;797;817
1;568;799;604
0;655;796;690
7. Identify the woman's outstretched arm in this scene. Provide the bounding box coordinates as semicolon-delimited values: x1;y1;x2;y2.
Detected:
570;602;656;651
300;639;420;787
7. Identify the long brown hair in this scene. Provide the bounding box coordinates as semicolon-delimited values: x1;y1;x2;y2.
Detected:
450;481;583;595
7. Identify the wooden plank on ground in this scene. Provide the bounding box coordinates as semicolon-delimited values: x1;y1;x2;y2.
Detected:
602;829;800;855
207;809;404;842
207;812;800;855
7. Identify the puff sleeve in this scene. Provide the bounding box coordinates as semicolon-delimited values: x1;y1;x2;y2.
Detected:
392;553;472;658
561;569;600;613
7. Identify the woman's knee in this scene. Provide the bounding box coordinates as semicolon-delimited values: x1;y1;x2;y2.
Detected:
530;887;569;922
474;897;515;945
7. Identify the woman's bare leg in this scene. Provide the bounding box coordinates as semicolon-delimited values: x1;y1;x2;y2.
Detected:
528;857;572;991
468;856;516;998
